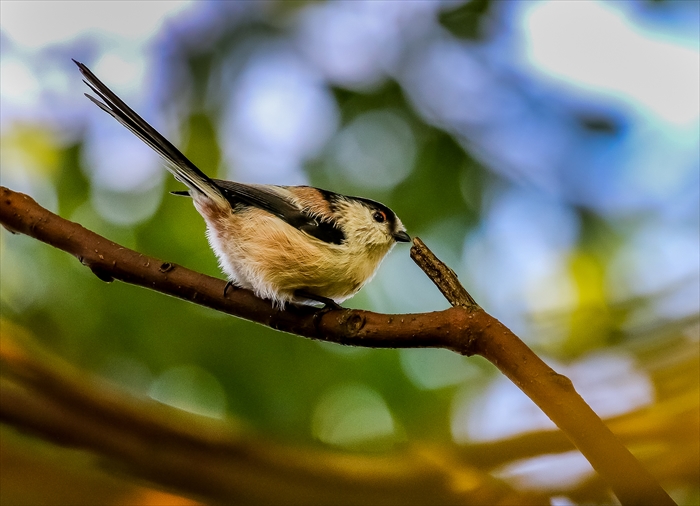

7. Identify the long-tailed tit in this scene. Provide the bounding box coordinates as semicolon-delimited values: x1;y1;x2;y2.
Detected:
74;60;410;309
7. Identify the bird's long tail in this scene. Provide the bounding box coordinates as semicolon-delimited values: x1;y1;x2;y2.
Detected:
74;59;225;206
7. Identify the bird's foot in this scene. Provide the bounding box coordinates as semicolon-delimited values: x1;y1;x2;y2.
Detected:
295;290;342;311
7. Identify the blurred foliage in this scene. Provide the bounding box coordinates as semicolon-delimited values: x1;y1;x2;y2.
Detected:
1;428;201;506
1;0;698;504
439;0;494;40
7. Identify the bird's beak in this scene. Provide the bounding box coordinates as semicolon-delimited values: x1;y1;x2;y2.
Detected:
393;230;411;243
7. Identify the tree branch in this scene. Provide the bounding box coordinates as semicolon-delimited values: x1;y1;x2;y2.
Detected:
0;186;675;505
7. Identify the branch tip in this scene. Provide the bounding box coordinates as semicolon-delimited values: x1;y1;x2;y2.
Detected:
410;236;479;310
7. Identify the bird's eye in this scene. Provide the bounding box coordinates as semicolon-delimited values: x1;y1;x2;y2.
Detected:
373;210;386;223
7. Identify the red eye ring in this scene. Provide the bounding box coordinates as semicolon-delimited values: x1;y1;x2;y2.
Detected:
373;210;387;223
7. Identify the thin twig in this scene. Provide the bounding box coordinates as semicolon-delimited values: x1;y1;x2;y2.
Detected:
410;237;479;309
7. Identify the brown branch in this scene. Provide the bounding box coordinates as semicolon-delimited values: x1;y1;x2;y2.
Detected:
0;187;466;352
0;186;675;505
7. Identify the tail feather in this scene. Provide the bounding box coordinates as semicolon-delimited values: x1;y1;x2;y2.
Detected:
74;59;224;205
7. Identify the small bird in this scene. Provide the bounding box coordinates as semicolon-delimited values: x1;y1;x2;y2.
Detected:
74;60;410;309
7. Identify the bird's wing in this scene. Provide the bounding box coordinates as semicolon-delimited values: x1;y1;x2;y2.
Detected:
213;180;347;245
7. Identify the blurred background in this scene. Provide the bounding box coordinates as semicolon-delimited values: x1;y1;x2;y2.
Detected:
1;0;698;504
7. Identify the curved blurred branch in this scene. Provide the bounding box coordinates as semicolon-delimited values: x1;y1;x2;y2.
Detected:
0;323;536;505
0;186;675;505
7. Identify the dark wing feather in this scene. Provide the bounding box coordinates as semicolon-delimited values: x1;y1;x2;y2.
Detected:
297;220;346;245
214;180;301;220
214;180;347;245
